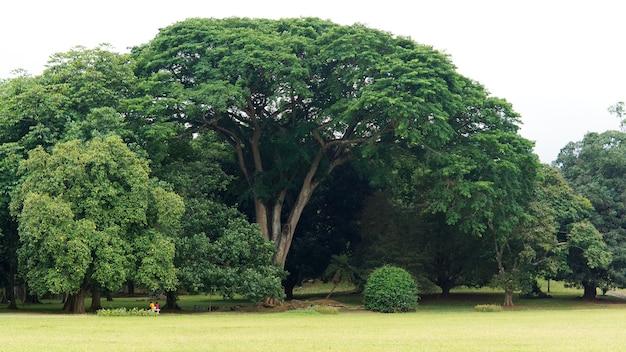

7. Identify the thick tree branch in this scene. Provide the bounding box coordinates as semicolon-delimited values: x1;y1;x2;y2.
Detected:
271;189;287;241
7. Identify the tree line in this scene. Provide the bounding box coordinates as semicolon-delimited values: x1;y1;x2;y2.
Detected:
0;18;623;312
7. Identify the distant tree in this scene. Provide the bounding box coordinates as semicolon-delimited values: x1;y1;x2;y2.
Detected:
608;101;625;129
11;136;182;313
354;192;495;296
132;18;495;270
556;130;626;294
423;130;540;307
564;221;612;299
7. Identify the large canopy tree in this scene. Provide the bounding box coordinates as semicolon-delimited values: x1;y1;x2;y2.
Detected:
10;136;182;313
132;17;499;268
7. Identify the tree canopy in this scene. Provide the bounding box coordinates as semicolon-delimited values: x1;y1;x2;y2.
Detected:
131;17;523;269
11;136;182;313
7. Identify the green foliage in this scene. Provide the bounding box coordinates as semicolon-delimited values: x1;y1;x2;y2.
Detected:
12;136;181;297
556;130;626;287
474;304;502;312
568;221;612;270
354;192;495;294
96;307;158;317
608;101;625;129
363;265;418;313
132;18;500;268
176;219;284;302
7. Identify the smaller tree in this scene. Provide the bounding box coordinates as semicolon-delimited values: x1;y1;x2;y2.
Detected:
11;136;182;313
565;221;612;300
608;101;625;130
175;218;284;304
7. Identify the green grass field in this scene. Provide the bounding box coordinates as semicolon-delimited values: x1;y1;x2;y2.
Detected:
2;282;626;351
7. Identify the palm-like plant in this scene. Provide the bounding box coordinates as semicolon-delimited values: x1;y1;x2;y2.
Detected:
323;254;359;299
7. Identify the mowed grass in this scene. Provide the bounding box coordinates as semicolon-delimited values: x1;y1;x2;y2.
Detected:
2;281;626;351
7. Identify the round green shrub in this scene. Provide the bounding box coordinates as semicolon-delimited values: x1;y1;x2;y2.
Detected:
363;265;419;313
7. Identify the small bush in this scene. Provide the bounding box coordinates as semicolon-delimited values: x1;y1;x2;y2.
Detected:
363;265;419;313
474;304;502;312
312;305;340;315
97;308;159;317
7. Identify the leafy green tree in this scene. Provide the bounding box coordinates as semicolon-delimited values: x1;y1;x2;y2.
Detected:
564;221;612;299
11;136;182;313
420;130;540;306
0;47;138;308
354;192;495;296
176;218;284;304
608;101;625;129
131;18;489;268
0;142;21;309
556;130;626;293
148;132;284;308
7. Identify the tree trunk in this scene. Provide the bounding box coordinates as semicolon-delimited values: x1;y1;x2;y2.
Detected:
127;281;135;295
440;285;452;297
23;283;41;304
283;274;298;301
6;266;17;310
90;287;102;311
0;288;6;304
582;282;597;300
5;283;17;310
106;292;113;302
255;200;270;240
165;291;181;310
63;288;86;314
326;282;338;299
23;293;41;304
272;182;315;268
16;284;25;303
503;289;514;307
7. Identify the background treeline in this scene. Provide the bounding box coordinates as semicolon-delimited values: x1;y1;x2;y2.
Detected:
0;18;624;312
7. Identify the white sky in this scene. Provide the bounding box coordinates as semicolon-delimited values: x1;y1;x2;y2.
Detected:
1;0;625;162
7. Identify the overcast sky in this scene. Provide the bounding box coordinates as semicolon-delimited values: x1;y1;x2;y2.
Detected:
2;0;624;162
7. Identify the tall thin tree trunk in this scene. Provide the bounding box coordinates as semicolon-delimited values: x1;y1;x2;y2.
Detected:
6;266;17;310
283;273;298;301
284;282;295;301
5;283;17;310
326;283;338;299
503;289;514;307
63;288;86;314
23;283;41;304
90;287;102;311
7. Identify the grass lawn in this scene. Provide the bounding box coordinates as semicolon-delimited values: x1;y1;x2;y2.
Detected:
2;282;626;351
